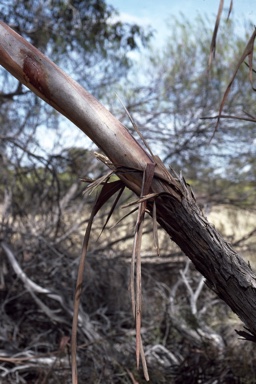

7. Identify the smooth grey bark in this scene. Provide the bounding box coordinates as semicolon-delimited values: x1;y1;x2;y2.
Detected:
0;21;256;339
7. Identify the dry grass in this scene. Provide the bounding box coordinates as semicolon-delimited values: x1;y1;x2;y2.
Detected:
209;205;256;240
1;201;256;383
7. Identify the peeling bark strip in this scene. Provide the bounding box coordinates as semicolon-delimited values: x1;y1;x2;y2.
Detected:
1;21;256;339
22;50;52;100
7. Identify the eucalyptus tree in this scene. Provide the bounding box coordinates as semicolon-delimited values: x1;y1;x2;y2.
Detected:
110;15;256;210
0;0;152;243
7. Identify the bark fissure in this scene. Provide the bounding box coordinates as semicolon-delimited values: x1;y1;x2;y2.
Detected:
154;192;256;332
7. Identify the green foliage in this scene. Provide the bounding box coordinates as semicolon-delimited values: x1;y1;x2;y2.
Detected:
1;0;151;55
0;0;153;166
0;0;152;95
0;1;153;244
109;14;256;208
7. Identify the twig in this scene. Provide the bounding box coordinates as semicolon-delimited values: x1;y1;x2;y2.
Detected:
1;241;67;324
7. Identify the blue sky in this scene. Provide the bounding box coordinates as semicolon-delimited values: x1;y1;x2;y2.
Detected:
109;0;256;44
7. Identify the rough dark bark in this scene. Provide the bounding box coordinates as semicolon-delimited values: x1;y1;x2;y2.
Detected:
0;21;256;339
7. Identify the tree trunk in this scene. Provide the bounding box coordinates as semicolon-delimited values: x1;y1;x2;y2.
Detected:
0;21;256;339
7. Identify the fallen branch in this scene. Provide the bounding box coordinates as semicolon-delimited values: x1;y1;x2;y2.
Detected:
1;241;100;342
1;241;67;324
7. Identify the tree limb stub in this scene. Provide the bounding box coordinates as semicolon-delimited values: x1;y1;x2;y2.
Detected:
1;21;256;337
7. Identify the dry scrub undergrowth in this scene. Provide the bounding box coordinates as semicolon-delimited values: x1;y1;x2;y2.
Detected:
1;203;256;383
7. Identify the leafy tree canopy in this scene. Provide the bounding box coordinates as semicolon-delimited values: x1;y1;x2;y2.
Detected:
109;14;256;207
0;0;152;94
0;0;153;167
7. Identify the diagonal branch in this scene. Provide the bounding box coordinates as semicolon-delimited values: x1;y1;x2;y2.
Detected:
1;21;256;343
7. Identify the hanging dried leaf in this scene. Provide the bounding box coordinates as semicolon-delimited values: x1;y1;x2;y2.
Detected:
111;207;138;228
71;210;94;384
212;28;256;136
153;201;160;257
93;179;125;217
227;0;233;20
82;171;113;195
117;95;154;159
98;183;125;237
130;162;154;379
208;0;224;70
122;193;159;208
71;178;125;384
